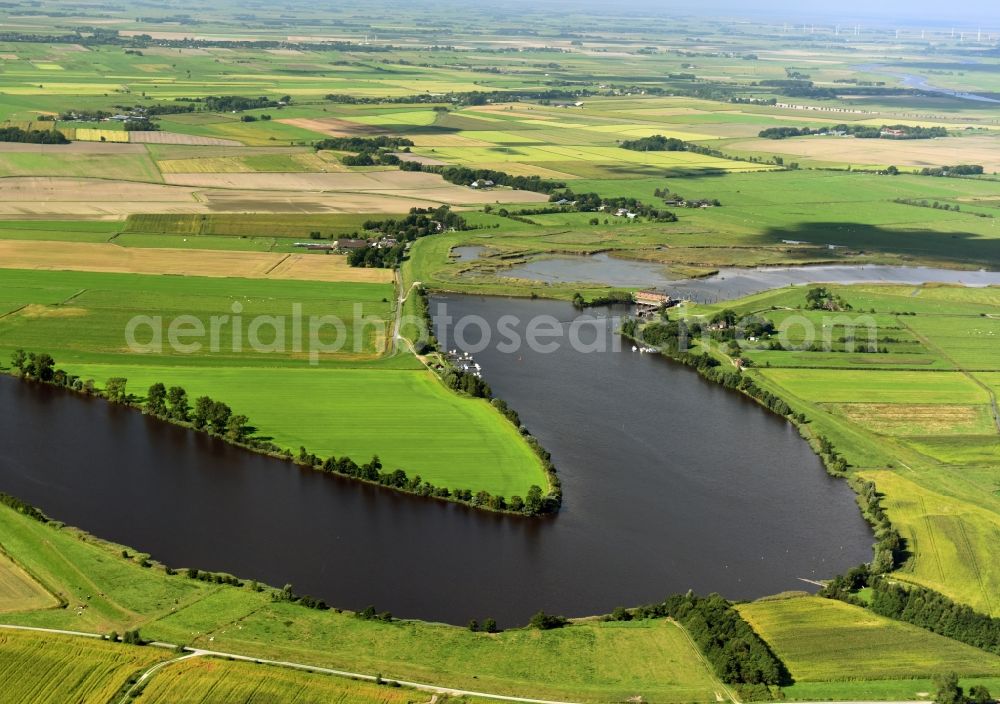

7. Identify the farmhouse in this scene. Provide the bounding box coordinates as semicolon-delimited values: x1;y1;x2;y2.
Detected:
334;238;368;251
293;242;336;250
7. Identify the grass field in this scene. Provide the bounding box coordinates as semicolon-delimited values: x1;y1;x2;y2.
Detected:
0;551;57;613
739;595;1000;682
0;268;545;496
0;240;393;283
63;364;546;497
0;629;167;704
2;15;1000;700
687;284;1000;616
0;505;723;703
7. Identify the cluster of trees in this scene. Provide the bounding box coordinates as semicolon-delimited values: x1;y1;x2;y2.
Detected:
271;582;328;611
0;492;48;523
621;134;687;152
314;136;414;152
442;368;491;398
324;88;591;106
142;383;250;443
620;134;687;152
546;190;679;222
0;126;68;144
805;287;852;311
653;187;721;208
759;124;947;140
357;605;394;622
529;611;569;630
617;133;751;166
757;78;838;99
920;164;985;177
870;580;1000;654
894;198;970;213
314;135;414;167
571;291;635;309
610;594;788;694
404;165;567;195
109;630;145;646
347;206;469;269
467;618;500;633
185;568;242;587
934;673;993;704
824;571;999;655
298;449;552;516
199;95;289;112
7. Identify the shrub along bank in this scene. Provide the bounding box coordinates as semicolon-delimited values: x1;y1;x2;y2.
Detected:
4;349;554;517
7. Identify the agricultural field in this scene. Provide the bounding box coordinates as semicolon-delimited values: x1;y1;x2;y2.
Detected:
136;657;446;704
0;551;57;613
0;239;393;283
690;284;1000;616
0;3;999;701
739;595;1000;682
0;505;724;704
0;629;168;704
0;268;545;496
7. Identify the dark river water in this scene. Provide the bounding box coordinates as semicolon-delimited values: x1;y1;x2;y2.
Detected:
0;294;874;625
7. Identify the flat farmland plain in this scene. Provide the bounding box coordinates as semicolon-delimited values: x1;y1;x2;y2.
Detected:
0;552;57;613
62;364;546;497
0;240;393;283
738;595;1000;682
136;657;429;704
0;268;545;497
0;630;167;704
734;285;1000;615
727;134;1000;172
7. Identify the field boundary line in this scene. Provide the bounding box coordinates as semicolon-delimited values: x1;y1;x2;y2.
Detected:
668;618;739;704
261;254;290;275
117;651;201;704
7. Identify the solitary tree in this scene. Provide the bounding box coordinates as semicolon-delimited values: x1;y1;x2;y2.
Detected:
166;386;190;422
934;673;964;704
145;383;167;417
10;349;27;376
192;396;213;429
104;377;129;404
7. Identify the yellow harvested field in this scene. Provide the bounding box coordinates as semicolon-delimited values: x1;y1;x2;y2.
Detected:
157;157;256;174
832;403;997;436
74;128;129;143
162;171;445;190
128;131;241;146
0;551;57;613
0;240;393;283
276;117;386;137
161;171;550;204
0;141;147;154
729;135;1000;170
407;133;494;147
0;177;539;216
475;162;580;179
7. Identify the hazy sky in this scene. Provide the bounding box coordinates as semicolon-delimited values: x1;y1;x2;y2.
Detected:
566;0;1000;25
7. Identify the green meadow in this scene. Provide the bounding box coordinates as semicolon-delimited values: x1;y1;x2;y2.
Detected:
0;8;999;700
0;504;723;704
738;595;1000;681
683;284;1000;616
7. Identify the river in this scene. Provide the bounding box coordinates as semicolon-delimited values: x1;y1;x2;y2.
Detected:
0;291;874;626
